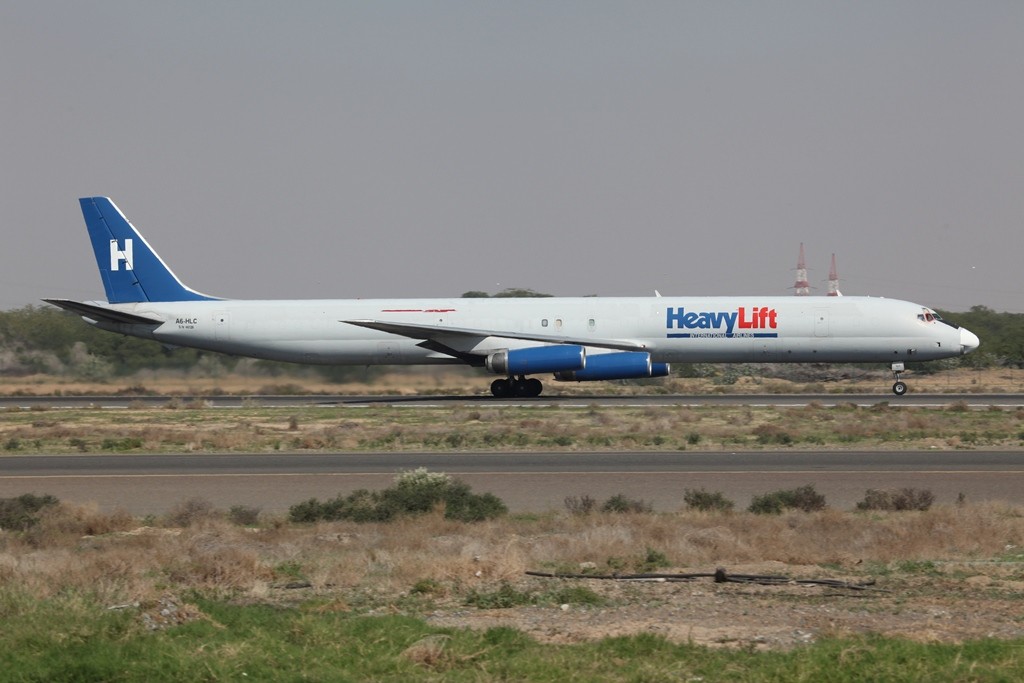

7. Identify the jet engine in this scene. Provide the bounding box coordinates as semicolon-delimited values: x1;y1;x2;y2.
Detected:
485;345;586;375
553;352;670;381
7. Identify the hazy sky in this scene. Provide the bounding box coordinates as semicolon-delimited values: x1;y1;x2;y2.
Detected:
2;2;1022;312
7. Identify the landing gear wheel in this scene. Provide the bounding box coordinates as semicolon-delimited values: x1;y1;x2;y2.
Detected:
890;362;907;397
491;376;543;398
490;378;511;398
510;376;539;398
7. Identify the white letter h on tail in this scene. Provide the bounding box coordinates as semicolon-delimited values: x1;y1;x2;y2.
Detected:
110;239;133;271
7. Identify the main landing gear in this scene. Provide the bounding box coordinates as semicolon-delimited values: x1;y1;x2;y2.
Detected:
490;375;543;398
891;362;907;396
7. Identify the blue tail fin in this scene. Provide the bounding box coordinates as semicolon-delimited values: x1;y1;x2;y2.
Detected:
80;197;217;303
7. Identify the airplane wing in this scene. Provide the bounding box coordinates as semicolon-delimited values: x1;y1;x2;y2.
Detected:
43;299;165;326
342;319;648;360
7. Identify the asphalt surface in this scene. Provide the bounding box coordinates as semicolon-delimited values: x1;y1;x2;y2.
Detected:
3;450;1022;515
2;393;1023;409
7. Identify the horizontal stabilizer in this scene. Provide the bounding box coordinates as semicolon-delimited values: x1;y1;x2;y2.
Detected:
44;299;164;326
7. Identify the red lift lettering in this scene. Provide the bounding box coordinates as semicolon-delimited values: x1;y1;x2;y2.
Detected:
737;307;778;330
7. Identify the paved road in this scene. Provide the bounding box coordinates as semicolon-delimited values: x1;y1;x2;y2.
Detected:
2;393;1022;409
3;451;1022;515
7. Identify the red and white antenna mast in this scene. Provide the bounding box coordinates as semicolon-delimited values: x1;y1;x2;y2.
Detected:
827;253;842;296
793;243;810;295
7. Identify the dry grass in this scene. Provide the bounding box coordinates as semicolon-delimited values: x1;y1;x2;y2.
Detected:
6;500;1024;649
3;500;1022;606
4;400;1022;453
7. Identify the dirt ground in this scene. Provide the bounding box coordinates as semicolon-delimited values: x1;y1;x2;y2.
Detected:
421;560;1024;649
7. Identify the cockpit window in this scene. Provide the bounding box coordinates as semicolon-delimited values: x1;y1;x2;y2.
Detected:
918;308;960;329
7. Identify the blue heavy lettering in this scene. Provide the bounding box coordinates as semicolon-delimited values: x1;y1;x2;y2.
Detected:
666;307;737;335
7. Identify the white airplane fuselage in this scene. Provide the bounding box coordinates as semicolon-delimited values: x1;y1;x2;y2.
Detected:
84;295;972;366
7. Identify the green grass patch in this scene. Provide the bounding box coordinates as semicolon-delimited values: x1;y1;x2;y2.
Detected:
2;591;1024;681
895;559;944;576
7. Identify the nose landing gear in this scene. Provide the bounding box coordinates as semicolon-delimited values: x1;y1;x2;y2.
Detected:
891;362;907;396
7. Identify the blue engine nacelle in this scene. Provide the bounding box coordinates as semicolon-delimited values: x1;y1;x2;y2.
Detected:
553;352;670;381
486;345;586;375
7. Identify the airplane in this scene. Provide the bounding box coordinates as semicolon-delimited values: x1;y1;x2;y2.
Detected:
45;197;980;398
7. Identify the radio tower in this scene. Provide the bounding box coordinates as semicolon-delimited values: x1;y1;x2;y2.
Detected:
793;243;810;295
827;253;842;296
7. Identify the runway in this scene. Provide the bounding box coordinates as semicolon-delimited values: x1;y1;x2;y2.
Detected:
3;450;1022;515
2;393;1023;409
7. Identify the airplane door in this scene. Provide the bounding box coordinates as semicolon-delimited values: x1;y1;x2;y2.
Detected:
814;309;829;337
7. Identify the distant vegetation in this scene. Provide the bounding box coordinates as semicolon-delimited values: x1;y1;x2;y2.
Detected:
0;305;375;381
936;306;1024;369
0;303;1018;380
460;288;553;298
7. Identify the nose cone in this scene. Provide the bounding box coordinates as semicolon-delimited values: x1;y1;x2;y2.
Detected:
960;327;980;354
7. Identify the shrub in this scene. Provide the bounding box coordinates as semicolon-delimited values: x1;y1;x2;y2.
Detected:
564;495;597;516
164;497;219;527
437;489;507;523
464;583;606;609
856;488;935;512
290;489;394;523
600;494;653;514
386;469;507;522
637;547;671;572
748;492;786;515
788;484;827;512
748;485;826;515
34;503;135;538
542;585;606;606
100;437;143;451
0;493;59;531
682;488;734;512
288;497;334;524
752;423;794;445
465;582;535;609
228;505;262;526
288;469;507;524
